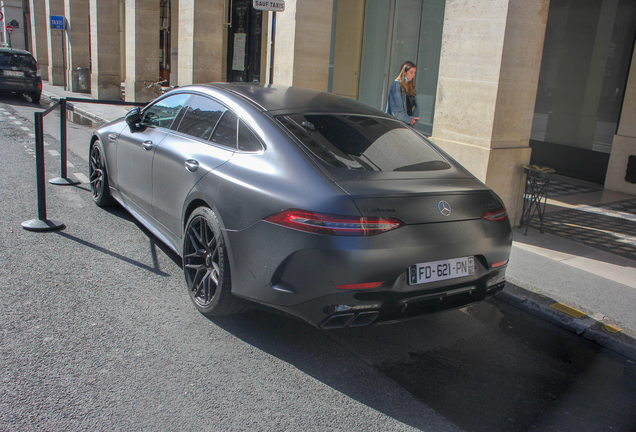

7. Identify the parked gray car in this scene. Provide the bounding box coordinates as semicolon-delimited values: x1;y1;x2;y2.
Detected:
89;83;512;328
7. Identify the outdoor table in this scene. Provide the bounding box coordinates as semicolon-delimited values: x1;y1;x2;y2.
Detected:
519;165;555;234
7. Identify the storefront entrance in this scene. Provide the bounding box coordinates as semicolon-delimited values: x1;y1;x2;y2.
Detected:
357;0;446;136
226;0;263;83
531;0;636;184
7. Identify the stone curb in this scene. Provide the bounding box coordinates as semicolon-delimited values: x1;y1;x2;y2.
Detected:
496;284;636;361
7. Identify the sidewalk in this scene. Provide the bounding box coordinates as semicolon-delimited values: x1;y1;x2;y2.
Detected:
40;81;636;360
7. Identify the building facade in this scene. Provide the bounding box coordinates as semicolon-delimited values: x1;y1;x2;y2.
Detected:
18;0;636;223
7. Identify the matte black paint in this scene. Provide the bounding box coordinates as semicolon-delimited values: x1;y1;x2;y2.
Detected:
92;83;513;327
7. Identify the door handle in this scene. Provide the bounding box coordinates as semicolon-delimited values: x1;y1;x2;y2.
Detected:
185;159;199;173
142;140;154;151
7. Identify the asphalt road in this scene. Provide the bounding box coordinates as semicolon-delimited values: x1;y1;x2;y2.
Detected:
1;94;635;431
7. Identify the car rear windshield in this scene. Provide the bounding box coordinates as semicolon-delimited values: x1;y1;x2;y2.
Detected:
277;114;450;172
0;52;37;69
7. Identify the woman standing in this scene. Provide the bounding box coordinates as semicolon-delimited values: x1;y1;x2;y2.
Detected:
386;61;419;125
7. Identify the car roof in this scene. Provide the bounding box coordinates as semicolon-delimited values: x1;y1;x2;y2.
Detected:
0;48;35;57
201;83;390;117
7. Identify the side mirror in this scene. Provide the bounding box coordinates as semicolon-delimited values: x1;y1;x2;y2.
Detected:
125;107;142;127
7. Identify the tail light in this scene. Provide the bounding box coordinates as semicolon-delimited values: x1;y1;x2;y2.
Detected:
36;64;41;77
264;209;403;236
336;281;384;290
482;206;509;222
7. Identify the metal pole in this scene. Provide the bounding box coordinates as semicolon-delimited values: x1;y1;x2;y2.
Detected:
60;99;67;178
269;12;276;85
21;112;64;231
61;31;67;91
49;98;79;185
35;112;46;220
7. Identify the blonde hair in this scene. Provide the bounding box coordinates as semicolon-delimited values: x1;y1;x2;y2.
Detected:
396;61;416;96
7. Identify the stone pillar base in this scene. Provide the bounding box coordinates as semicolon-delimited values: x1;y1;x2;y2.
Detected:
48;66;65;86
430;137;532;225
124;80;160;103
91;74;121;100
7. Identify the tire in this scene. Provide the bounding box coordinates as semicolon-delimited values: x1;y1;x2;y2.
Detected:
183;207;245;317
31;92;41;104
89;140;114;207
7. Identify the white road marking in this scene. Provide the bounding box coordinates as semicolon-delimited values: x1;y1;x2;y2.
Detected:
74;173;89;184
48;150;60;156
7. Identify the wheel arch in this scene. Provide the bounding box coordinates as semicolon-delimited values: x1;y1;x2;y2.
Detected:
182;197;236;280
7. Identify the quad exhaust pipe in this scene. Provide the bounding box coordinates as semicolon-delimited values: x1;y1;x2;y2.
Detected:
321;311;380;329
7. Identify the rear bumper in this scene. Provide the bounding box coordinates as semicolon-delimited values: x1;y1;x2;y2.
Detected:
0;77;41;94
226;217;512;327
291;272;507;328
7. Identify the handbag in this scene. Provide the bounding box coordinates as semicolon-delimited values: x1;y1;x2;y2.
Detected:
405;93;416;117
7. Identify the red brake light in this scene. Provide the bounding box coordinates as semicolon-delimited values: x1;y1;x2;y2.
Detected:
336;281;385;290
482;206;509;222
264;209;403;236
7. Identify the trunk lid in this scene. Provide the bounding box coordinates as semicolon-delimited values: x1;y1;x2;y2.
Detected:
338;177;503;225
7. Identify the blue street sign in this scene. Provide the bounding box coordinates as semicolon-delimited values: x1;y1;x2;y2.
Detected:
50;16;64;30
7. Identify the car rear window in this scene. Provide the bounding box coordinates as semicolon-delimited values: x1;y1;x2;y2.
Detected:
277;114;450;172
0;52;37;69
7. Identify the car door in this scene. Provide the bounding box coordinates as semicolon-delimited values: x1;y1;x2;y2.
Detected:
151;96;237;236
115;93;191;217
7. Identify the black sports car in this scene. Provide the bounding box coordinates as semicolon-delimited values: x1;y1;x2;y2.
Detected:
89;83;512;328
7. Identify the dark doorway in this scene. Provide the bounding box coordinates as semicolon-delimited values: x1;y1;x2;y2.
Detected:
227;0;263;83
159;0;171;82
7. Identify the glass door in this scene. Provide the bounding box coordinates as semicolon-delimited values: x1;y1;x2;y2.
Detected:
358;0;446;135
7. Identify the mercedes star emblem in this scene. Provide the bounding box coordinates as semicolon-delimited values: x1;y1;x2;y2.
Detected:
438;200;452;216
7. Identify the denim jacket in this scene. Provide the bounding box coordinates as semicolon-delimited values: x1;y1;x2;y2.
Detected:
386;80;419;124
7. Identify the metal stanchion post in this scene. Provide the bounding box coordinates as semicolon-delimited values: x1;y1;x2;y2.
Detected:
21;112;65;231
49;98;80;186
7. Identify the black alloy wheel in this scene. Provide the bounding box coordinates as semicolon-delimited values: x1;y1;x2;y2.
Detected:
89;141;113;207
183;207;244;317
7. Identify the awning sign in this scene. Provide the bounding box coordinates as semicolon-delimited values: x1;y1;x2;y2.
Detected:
253;0;285;12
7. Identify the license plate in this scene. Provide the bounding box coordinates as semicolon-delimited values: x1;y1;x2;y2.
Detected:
3;70;24;77
409;256;475;285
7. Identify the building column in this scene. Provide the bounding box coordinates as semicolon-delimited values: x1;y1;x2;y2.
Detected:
169;0;178;86
177;0;224;86
273;0;332;91
29;0;49;80
46;0;65;85
89;0;121;99
605;43;636;196
330;0;364;98
64;0;90;92
430;0;549;224
125;0;159;102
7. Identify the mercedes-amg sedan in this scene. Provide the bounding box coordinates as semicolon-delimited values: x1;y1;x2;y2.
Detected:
89;83;512;328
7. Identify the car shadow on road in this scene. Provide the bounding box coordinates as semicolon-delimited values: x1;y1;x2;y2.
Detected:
97;202;183;269
208;309;458;431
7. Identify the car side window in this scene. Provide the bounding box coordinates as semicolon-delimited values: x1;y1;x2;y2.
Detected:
141;93;190;129
211;110;238;149
238;120;263;152
176;96;225;140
